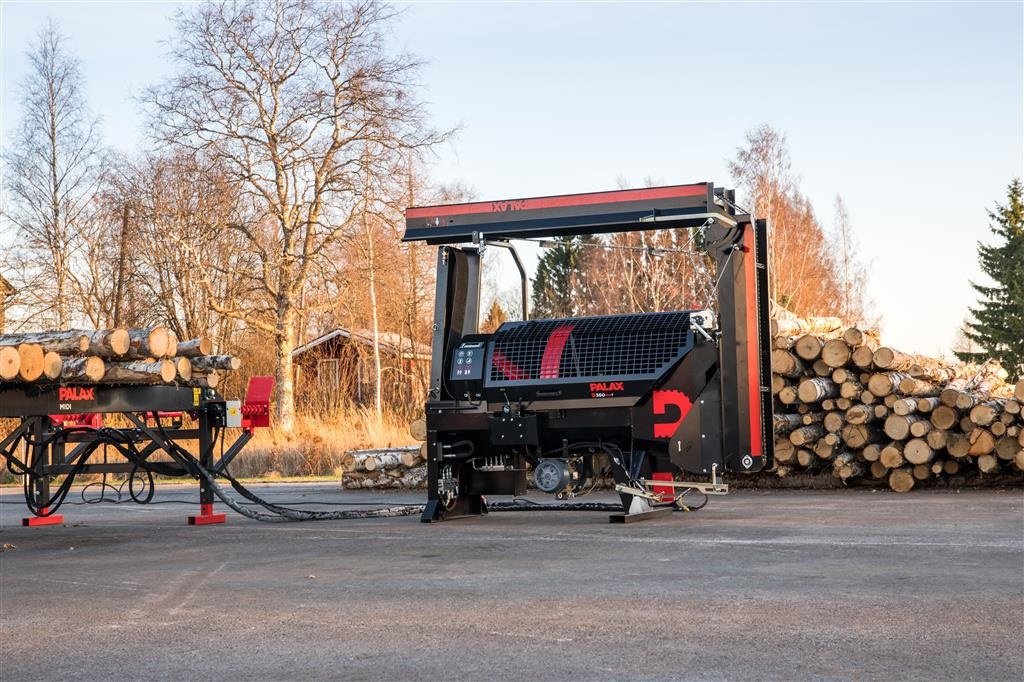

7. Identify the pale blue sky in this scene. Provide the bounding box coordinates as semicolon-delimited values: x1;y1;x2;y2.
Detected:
2;1;1022;355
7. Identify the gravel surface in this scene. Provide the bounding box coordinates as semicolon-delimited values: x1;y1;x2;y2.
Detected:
1;484;1022;681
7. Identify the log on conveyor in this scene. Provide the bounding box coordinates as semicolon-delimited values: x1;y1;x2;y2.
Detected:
0;331;89;354
101;360;177;385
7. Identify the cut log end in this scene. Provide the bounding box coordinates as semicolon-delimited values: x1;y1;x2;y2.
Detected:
888;468;915;493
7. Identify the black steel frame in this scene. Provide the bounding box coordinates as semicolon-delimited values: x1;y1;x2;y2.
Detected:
0;384;250;523
404;182;774;522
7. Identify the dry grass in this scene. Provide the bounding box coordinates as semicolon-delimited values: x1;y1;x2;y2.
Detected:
232;406;413;478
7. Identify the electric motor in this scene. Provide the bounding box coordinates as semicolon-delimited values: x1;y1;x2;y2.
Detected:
532;459;572;493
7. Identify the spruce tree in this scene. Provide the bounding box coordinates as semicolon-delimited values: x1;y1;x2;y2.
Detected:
531;237;583;319
955;179;1024;380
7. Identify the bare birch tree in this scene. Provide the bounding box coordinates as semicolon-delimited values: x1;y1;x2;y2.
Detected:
146;0;447;431
729;124;849;317
3;19;103;329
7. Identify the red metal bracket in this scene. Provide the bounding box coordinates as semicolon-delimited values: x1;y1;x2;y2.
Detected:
22;507;65;527
651;472;675;503
188;503;227;525
47;413;103;429
241;375;274;430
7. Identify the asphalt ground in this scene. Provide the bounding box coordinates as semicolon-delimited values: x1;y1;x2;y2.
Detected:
1;483;1022;681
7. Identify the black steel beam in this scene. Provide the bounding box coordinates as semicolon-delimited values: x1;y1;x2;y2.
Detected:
404;183;734;244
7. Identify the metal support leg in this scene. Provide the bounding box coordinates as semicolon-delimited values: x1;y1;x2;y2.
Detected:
23;418;64;527
188;410;226;526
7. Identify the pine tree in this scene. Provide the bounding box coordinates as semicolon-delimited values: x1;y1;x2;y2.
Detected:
955;179;1024;380
531;236;584;319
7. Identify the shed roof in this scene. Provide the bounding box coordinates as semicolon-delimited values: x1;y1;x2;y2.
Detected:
292;328;431;361
0;274;14;297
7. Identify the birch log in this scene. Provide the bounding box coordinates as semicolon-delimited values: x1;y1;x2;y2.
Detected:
190;355;242;372
125;327;172;360
61;357;105;383
82;329;130;357
16;344;44;382
176;337;213;358
0;347;20;381
0;331;89;354
102;360;176;384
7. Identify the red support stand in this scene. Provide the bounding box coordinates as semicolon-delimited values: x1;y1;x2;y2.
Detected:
188;503;227;526
22;507;65;527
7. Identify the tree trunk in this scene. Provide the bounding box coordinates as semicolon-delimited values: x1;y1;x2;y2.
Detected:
872;347;917;372
83;328;130;357
904;438;934;465
43;351;62;380
888;467;915;492
774;413;804;434
880;443;905;469
176;337;213;357
174;357;193;381
897;377;939;397
967;428;995;456
891;397;918;416
976;454;1000;474
187;372;220;389
929;405;959;430
274;297;297;433
820;339;851;368
0;330;88;354
969;400;1005;427
861;443;882;462
926;428;948;451
946;433;971;458
794;334;824;361
867;372;912;397
771;316;843;337
126;326;171;359
883;414;928;441
771;349;804;378
60;356;105;383
190;355;241;372
364;210;384;420
840;424;881;449
850;345;875;369
797;377;838;403
789;424;825;446
843;327;878;348
16;344;44;381
995;436;1020;461
102;360;176;384
0;346;21;381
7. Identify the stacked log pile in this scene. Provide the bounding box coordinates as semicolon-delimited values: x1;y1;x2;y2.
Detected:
0;326;239;388
771;316;1024;491
341;445;427;489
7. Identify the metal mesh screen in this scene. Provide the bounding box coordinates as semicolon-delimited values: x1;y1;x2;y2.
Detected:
488;311;692;383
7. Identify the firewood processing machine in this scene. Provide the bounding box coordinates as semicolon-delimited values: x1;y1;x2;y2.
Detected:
403;182;774;522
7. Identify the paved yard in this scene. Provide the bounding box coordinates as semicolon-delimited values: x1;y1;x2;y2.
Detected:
1;484;1022;680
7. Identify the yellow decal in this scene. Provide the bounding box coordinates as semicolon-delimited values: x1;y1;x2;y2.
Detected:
193;388;201;406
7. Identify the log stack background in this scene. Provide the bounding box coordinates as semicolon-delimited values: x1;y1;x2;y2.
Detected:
341;445;427;489
770;316;1024;491
0;326;240;388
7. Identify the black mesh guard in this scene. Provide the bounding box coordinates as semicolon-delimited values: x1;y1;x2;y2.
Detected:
487;311;694;384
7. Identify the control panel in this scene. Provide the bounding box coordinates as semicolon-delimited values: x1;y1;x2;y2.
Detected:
450;339;487;401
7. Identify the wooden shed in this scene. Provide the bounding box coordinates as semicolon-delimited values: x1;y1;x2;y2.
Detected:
292;328;431;410
0;275;14;333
